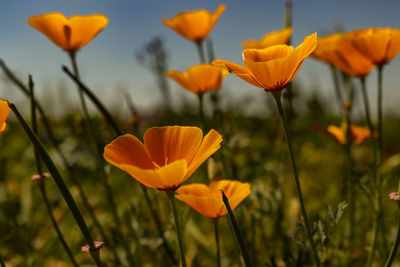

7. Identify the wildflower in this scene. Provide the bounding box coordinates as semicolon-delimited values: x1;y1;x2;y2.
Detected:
349;28;400;65
165;64;228;95
213;33;317;92
176;180;250;218
0;100;11;135
242;27;293;49
326;123;371;145
28;12;108;52
104;126;222;191
311;33;343;63
161;4;226;43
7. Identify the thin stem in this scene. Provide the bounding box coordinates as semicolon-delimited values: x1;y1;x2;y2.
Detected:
329;65;343;114
214;219;221;267
167;191;186;267
271;91;320;267
8;102;100;266
29;75;78;267
384;202;400;267
221;191;252;267
359;77;373;132
198;93;206;129
196;41;206;64
377;64;384;164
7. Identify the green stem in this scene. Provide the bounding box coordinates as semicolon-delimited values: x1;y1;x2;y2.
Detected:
8;102;100;266
359;77;373;132
329;65;343;114
214;219;221;267
167;192;186;267
384;202;400;267
198;93;206;129
271;91;320;267
377;64;384;164
196;41;206;64
222;191;252;267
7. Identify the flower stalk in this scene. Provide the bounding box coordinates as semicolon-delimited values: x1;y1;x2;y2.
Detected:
167;191;187;267
384;194;400;267
214;219;221;267
271;91;320;267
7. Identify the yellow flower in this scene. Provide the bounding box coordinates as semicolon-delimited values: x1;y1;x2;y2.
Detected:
349;28;400;65
165;64;228;95
104;126;222;191
0;100;11;135
28;12;109;52
242;27;293;49
325;124;371;145
161;4;226;43
176;180;251;218
311;33;343;63
213;33;317;92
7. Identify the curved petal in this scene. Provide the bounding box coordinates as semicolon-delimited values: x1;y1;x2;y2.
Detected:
186;64;227;93
144;126;203;168
386;29;400;63
104;134;153;169
326;125;345;145
243;45;293;62
165;70;195;92
176;184;211;196
351;125;371;145
0;100;11;135
118;159;187;190
242;27;293;49
212;59;263;88
176;195;223;218
186;129;222;179
28;13;68;50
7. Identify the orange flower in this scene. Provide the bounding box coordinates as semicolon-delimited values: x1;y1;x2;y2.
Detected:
212;33;317;92
28;12;109;52
349;28;400;65
0;100;11;135
242;27;293;49
161;4;226;43
165;64;228;95
326;124;371;145
104;126;222;191
176;180;251;218
311;33;343;64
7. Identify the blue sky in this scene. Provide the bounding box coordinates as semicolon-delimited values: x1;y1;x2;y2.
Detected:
1;0;400;115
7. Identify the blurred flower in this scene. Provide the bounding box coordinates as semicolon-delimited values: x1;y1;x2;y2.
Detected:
213;33;317;92
28;12;109;52
242;27;293;49
161;4;226;43
325;123;371;145
0;100;11;135
349;28;400;65
311;33;343;63
389;192;400;201
165;64;228;95
176;180;250;218
104;126;222;191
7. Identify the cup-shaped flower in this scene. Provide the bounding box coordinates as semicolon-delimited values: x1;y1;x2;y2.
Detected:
242;27;293;49
326;124;371;145
0;100;11;136
28;12;109;52
165;64;228;95
104;126;222;191
311;33;343;63
161;4;226;43
176;180;251;218
349;28;400;65
213;33;317;92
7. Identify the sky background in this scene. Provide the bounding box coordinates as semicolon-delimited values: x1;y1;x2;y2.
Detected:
1;0;400;117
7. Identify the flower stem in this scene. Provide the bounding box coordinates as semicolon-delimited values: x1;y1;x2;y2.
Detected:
167;191;187;267
196;41;206;64
29;75;79;267
214;219;221;267
8;102;101;266
198;93;206;129
329;65;344;114
222;191;253;267
271;91;320;267
384;201;400;267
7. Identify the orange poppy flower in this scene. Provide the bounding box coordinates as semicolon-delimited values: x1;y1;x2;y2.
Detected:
176;180;251;218
349;28;400;65
28;12;109;52
165;64;228;95
212;32;317;92
326;124;371;145
161;4;226;43
104;126;222;191
242;27;293;49
311;33;343;64
0;100;11;135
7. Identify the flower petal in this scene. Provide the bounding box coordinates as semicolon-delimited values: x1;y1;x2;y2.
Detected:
0;100;11;135
104;134;153;169
144;126;203;167
118;159;187;190
243;45;294;62
242;27;293;49
186;64;227;93
212;59;263;88
165;70;195;92
176;194;224;218
186;129;222;179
